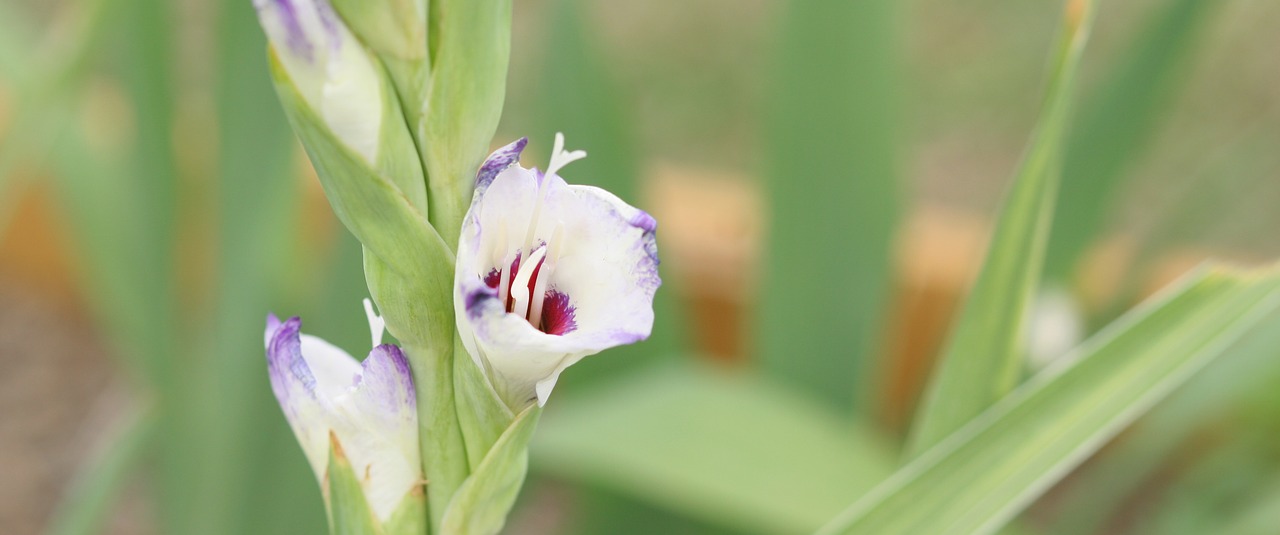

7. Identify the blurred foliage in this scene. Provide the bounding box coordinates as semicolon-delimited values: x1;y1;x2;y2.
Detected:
908;0;1091;456
1045;0;1218;281
2;0;1279;533
758;0;901;414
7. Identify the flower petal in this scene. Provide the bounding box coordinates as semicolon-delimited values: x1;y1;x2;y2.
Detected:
265;315;339;479
476;137;528;192
329;343;420;520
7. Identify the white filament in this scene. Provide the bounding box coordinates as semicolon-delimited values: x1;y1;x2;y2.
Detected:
509;246;548;321
363;298;385;347
544;132;588;179
497;135;585;327
528;223;565;329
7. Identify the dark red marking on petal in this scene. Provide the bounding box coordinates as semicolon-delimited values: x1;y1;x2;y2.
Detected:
539;290;577;336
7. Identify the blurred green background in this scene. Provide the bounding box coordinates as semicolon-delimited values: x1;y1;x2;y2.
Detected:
1;0;1279;534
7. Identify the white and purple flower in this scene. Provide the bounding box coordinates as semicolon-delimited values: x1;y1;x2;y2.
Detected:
264;300;420;521
454;134;661;409
254;0;382;162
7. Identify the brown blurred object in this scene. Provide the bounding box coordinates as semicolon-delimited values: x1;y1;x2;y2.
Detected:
0;281;154;532
645;163;762;362
0;181;84;311
1075;233;1137;312
0;281;149;535
0;177;154;534
875;203;989;435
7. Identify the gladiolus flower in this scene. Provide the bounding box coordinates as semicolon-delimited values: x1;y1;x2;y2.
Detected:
454;134;661;409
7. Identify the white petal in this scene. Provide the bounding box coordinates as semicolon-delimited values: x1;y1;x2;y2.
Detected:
299;333;362;399
328;344;420;520
319;38;382;162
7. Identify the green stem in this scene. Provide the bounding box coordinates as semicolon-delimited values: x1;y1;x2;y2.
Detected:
407;341;470;532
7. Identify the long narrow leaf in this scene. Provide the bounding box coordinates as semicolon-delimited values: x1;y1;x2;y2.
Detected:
818;263;1280;535
1045;0;1219;279
907;0;1096;456
1043;309;1280;535
759;0;901;412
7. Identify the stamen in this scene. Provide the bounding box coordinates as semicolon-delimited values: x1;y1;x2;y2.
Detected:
529;223;564;329
362;298;385;347
509;246;548;321
497;247;517;313
547;222;565;263
522;181;549;254
545;132;587;179
523;134;586;264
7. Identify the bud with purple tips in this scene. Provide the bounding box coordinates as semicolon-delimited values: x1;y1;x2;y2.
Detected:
264;301;425;532
254;0;383;163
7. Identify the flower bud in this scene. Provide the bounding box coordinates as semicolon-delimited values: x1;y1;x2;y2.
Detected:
254;0;383;162
264;303;424;528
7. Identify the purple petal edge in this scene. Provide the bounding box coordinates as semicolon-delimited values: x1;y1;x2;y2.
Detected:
357;344;417;412
476;138;528;190
265;316;318;418
264;0;316;63
630;210;658;233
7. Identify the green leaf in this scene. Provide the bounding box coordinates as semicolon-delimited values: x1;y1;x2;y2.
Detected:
1213;474;1280;535
817;264;1280;535
269;50;443;286
328;0;425;61
758;0;902;412
440;406;540;535
0;0;119;223
326;435;382;535
1045;0;1219;280
383;492;429;535
1042;309;1280;535
46;406;156;535
532;361;897;535
204;0;330;531
0;2;34;80
907;0;1096;456
421;0;513;247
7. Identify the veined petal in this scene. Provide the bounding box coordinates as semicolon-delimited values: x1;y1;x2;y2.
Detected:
476;137;528;192
254;0;382;162
264;314;421;521
455;136;661;408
